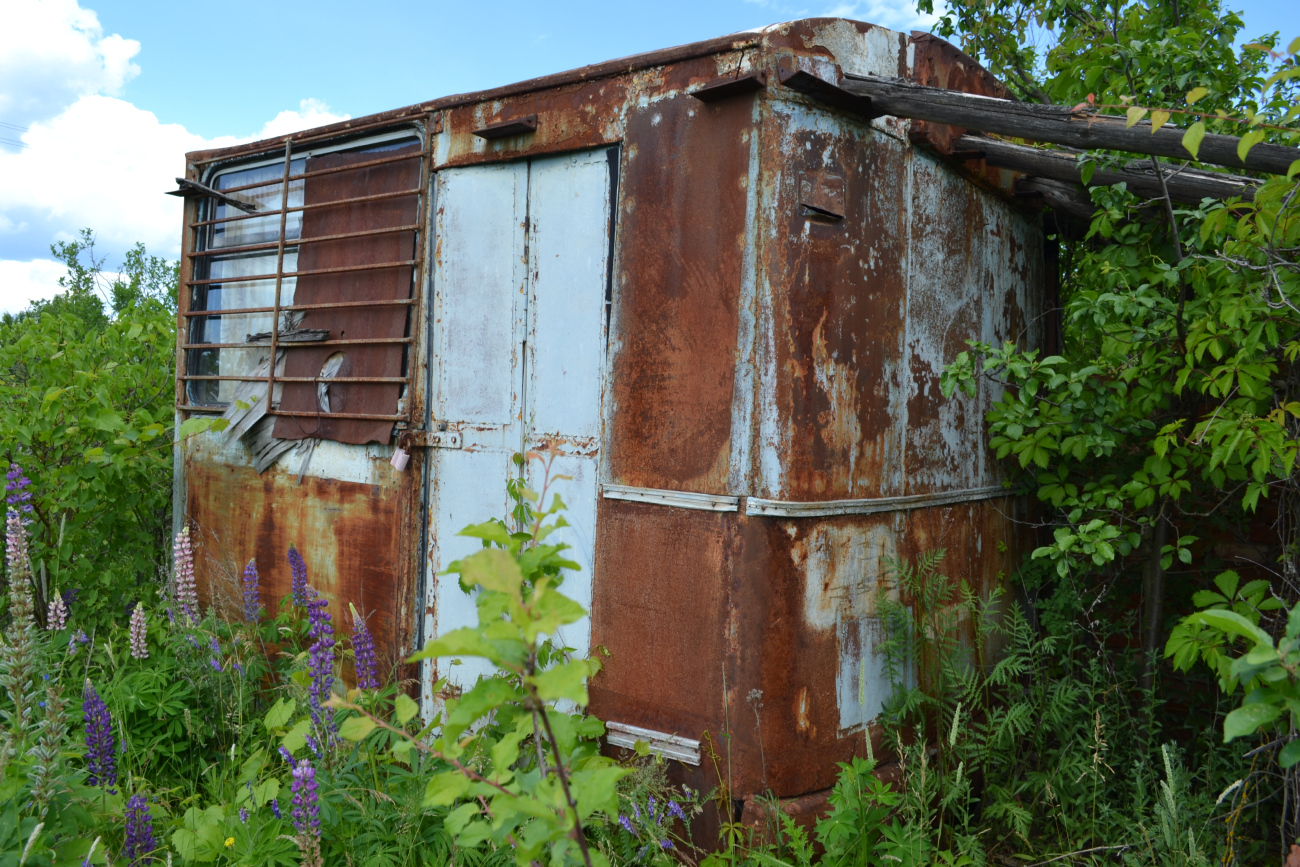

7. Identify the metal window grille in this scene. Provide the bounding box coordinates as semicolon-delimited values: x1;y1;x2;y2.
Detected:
176;121;430;430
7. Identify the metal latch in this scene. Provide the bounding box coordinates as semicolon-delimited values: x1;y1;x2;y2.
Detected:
398;429;462;450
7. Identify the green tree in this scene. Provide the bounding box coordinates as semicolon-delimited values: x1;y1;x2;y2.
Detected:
1;230;177;630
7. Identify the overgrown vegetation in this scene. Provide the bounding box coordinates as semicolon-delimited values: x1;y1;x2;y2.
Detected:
3;0;1300;861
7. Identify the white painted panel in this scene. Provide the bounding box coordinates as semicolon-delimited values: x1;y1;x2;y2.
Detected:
436;162;527;424
527;453;598;661
432;447;514;692
527;150;610;440
524;149;612;672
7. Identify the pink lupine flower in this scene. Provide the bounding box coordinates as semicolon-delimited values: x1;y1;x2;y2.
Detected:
46;593;67;631
129;604;148;659
173;527;198;620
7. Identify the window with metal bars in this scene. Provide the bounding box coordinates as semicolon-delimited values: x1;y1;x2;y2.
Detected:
181;126;426;446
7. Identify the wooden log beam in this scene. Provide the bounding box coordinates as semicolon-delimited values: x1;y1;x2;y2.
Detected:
955;135;1258;203
779;69;1300;176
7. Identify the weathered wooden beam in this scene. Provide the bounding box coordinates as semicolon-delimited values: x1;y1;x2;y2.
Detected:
956;135;1258;203
842;73;1298;175
779;69;1299;176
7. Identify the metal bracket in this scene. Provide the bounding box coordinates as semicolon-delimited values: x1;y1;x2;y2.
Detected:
399;429;462;449
605;722;701;766
601;484;739;512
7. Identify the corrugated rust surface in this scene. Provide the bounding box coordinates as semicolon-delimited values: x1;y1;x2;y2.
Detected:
273;144;422;444
177;18;1048;813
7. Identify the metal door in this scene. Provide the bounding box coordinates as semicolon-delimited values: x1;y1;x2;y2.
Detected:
422;148;614;710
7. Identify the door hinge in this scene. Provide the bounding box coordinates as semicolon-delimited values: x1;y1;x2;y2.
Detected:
399;429;462;449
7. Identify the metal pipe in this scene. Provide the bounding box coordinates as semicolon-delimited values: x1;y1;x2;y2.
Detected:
188;224;420;258
185;258;419;287
181;298;416;318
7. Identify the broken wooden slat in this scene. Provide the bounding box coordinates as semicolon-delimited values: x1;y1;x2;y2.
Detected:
956;135;1258;203
780;69;1300;175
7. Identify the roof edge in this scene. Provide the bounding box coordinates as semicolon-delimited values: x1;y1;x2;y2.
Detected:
186;29;767;164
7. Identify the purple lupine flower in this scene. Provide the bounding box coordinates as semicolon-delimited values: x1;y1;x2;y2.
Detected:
124;793;156;864
239;807;249;824
233;661;244;676
305;589;336;737
305;734;321;758
287;546;308;607
6;464;33;514
241;558;260;622
173;527;198;621
47;593;67;631
290;759;320;835
632;802;641;822
660;840;675;850
82;681;116;789
351;612;378;690
62;587;78;608
668;800;687;822
270;798;282;820
279;746;294;764
208;657;222;673
129;604;148;659
209;636;220;656
619;815;636;835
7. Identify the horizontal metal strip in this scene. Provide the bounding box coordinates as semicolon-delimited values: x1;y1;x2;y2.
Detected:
601;483;739;512
182;298;415;318
181;337;412;349
185;259;417;286
187;224;421;258
213;151;426;196
176;405;406;422
180;375;408;383
189;188;422;228
745;484;1009;518
192;115;430;166
604;722;700;766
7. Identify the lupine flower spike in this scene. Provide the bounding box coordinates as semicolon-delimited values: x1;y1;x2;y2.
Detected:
2;465;39;734
82;681;117;790
124;793;157;865
46;593;67;631
241;558;261;622
290;759;322;867
129;604;148;659
287;545;309;607
306;588;336;739
173;527;198;621
349;604;378;690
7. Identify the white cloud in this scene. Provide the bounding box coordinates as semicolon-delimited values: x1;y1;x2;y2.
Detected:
0;0;141;127
0;258;66;314
822;0;944;32
0;1;350;315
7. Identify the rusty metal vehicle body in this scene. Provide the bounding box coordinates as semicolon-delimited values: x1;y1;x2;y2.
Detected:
174;17;1043;811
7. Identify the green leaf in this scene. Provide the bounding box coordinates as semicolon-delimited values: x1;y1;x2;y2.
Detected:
572;765;630;819
1183;609;1273;648
263;697;295;732
1185;86;1208;104
460;548;524;595
178;416;219;439
445;802;480;837
1280;739;1300;768
1126;106;1148;128
1237;129;1266;163
423;771;470;808
1181;121;1206;160
394;693;419;726
339;715;377;742
1080;159;1096;185
528;659;591;704
282;718;312;754
1149;110;1170;133
1223;702;1281;741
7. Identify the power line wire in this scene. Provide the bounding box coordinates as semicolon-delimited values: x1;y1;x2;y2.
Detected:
0;121;30;133
0;137;31;149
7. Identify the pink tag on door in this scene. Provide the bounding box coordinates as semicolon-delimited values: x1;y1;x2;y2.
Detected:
390;447;410;472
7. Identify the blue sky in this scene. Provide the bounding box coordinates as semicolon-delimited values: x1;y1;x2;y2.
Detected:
0;0;1295;311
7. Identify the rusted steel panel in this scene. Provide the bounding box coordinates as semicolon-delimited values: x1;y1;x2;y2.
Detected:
754;102;911;501
184;441;409;678
274;143;422;444
589;500;733;741
604;89;754;494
